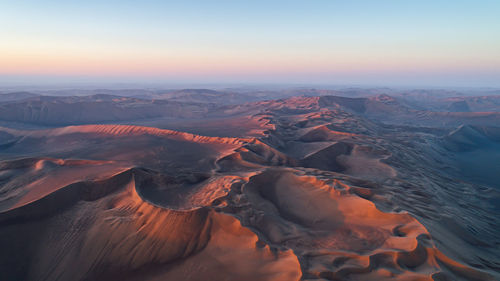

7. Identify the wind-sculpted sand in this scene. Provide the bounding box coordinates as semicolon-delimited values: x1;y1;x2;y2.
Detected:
0;93;498;281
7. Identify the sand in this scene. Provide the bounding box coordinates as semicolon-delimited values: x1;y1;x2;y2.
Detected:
0;93;498;280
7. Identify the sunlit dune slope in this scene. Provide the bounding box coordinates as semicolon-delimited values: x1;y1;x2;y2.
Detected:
0;168;301;281
0;93;499;281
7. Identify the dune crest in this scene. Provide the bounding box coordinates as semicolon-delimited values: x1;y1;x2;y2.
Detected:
218;168;493;280
0;92;498;280
0;168;301;281
2;124;251;145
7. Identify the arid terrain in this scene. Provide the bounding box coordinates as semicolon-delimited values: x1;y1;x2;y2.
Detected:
0;88;499;281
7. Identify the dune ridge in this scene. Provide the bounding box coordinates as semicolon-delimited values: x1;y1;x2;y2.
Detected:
1;92;499;280
219;166;495;280
0;167;301;281
0;124;252;146
3;160;492;280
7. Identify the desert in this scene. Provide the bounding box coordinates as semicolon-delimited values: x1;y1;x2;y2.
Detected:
0;88;498;280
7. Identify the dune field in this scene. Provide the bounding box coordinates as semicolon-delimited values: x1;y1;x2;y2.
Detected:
0;89;499;280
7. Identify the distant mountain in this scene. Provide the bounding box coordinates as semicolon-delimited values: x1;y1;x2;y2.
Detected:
0;94;213;125
0;92;39;102
1;91;500;128
444;96;500;112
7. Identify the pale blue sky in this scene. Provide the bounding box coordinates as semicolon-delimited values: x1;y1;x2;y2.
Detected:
0;0;499;86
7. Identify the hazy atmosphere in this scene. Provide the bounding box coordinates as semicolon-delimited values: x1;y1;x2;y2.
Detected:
1;1;499;281
1;0;499;86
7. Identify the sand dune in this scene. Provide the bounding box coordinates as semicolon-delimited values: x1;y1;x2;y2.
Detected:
229;167;493;280
299;125;359;142
0;93;498;280
0;157;127;212
0;168;300;280
2;157;493;280
1;124;250;145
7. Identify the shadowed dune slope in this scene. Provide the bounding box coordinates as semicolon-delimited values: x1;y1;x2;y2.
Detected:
0;93;499;281
0;168;301;281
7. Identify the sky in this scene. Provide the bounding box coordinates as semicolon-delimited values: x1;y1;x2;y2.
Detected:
0;0;499;87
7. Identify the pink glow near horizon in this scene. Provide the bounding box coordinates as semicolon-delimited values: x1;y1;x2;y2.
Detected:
1;1;499;86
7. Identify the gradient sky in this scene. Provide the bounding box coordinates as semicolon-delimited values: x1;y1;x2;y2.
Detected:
1;0;499;86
